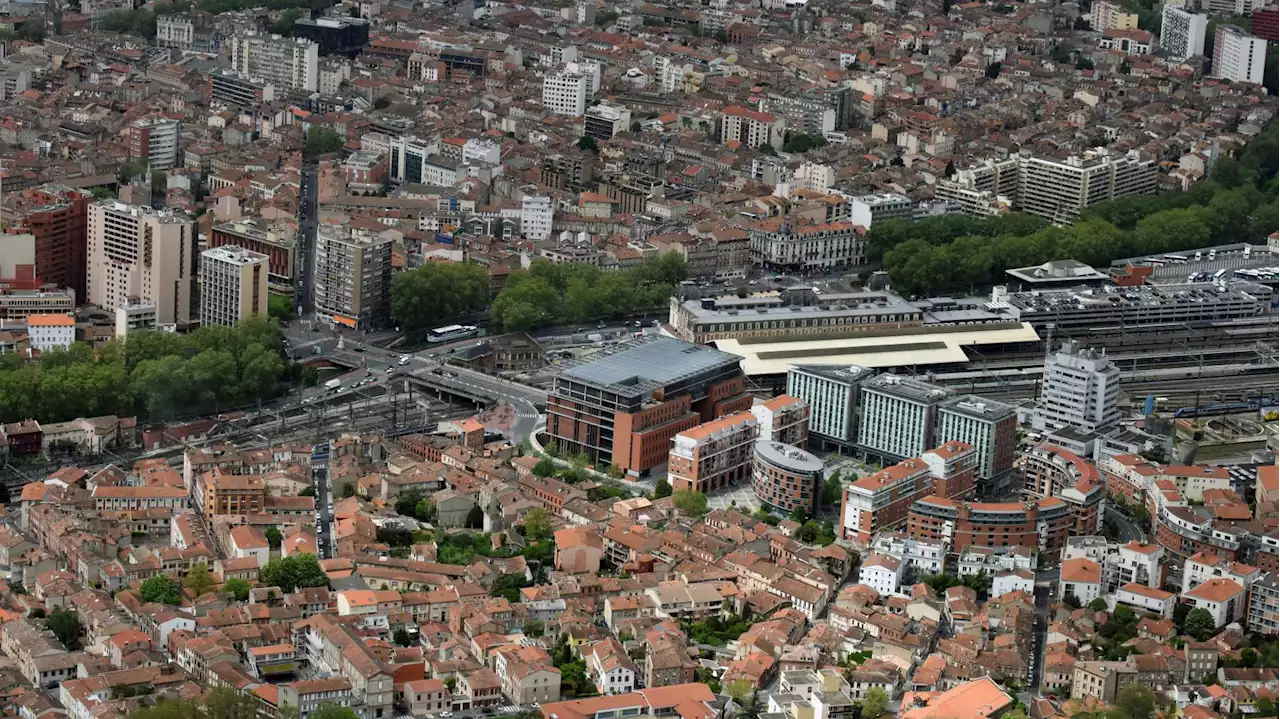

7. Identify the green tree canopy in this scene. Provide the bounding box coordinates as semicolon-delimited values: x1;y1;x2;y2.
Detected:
46;609;83;650
140;574;182;605
304;127;346;157
222;578;252;601
184;563;216;597
1182;607;1217;641
261;554;329;593
671;490;708;516
654;477;673;498
523;508;553;541
390;262;490;336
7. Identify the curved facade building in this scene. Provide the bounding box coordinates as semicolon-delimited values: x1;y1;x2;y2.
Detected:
752;441;823;515
1019;443;1106;536
907;496;1074;560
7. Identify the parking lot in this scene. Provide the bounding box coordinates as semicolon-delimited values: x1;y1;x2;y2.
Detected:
706;482;760;513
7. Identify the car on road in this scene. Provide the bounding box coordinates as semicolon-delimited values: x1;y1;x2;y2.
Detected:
385;367;395;374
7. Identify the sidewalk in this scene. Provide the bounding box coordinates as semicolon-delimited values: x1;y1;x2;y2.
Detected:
528;431;655;495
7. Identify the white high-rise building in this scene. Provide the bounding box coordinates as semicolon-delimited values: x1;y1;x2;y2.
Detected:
520;196;554;241
1212;25;1267;84
1031;341;1122;434
786;365;874;450
87;202;194;326
542;71;590;117
199;246;269;327
1161;5;1208;60
857;374;953;461
229;32;319;92
129;117;181;170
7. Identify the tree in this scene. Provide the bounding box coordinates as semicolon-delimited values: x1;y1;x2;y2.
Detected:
301;365;320;387
490;573;531;602
724;679;753;704
654;477;673;499
1113;685;1159;719
1257;697;1278;718
261;554;329;593
268;295;293;320
222;578;252;601
757;143;777;155
140;574;182;605
1076;57;1094;70
533;458;558;477
861;687;890;719
265;527;283;549
820;474;843;508
985;62;1002;78
789;506;810;524
340;483;356;499
390;262;490;336
308;706;360;719
184;563;217;597
1182;608;1217;641
671;490;708;516
28;607;45;619
393;628;414;647
524;508;553;541
46;609;82;650
304;128;346;158
1088;597;1109;611
1062;591;1081;609
576;136;599;152
466;505;485;529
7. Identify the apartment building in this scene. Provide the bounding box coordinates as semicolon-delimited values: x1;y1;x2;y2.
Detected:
748;216;867;272
935;395;1017;491
279;678;355;719
1031;341;1121;434
584;102;632;141
199;246;268;327
1061;537;1164;592
545;336;750;474
86;201;194;326
857;374;952;462
668;411;758;494
542;70;590;116
1212;25;1267;84
198;470;265;522
719;106;785;150
841;442;976;545
128;118;181;170
752;440;824;515
1015;150;1156;224
26;313;75;353
1161;5;1208;60
3;185;94;300
521;196;554;241
313;225;392;330
785;364;875;450
229;31;319;91
1248;573;1278;636
908;495;1074;558
1090;0;1139;30
750;395;809;446
208;219;297;296
938;150;1155;223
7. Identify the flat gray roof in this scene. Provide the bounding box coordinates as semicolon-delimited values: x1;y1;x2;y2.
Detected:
555;335;742;394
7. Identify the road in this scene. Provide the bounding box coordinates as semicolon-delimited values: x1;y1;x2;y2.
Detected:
1105;507;1148;543
297;163;318;315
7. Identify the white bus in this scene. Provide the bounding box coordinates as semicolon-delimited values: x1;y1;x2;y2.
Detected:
1163;254;1189;263
428;324;479;343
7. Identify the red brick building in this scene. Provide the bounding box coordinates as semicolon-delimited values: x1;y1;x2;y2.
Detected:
3;186;93;299
908;496;1074;558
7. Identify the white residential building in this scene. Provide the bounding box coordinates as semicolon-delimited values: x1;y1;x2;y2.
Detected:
26;314;75;353
229;32;319;92
857;374;952;461
719;106;784;150
991;569;1035;599
542;71;590;116
1059;558;1103;605
870;533;947;574
1090;0;1139;30
1183;578;1248;627
1031;341;1121;434
129;118;181;170
199;246;269;327
1114;583;1176;618
1160;5;1208;60
1182;552;1260;594
786;365;873;448
1212;25;1267;85
520;196;554;241
857;553;904;596
1062;537;1165;592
